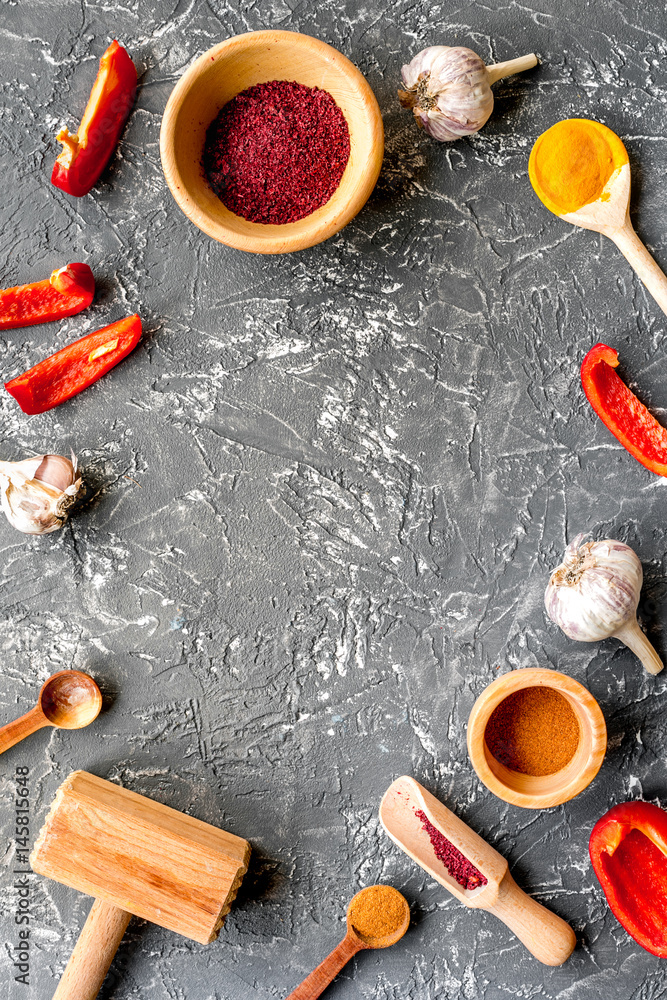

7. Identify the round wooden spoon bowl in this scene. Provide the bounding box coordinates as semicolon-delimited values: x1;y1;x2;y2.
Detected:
529;119;667;317
39;671;102;729
467;668;607;809
160;30;384;254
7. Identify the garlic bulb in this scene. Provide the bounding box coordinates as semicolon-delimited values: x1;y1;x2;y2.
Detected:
0;453;82;535
399;47;537;141
545;534;663;675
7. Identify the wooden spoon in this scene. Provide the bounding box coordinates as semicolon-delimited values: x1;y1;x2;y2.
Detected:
530;119;667;317
0;670;102;753
380;776;576;966
285;885;410;1000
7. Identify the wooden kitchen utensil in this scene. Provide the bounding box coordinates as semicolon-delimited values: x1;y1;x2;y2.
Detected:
0;671;102;754
31;771;250;1000
467;668;607;809
160;30;383;254
380;776;576;966
286;885;410;1000
529;118;667;317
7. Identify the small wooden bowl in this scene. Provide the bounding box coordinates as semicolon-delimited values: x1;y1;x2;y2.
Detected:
467;668;607;809
160;30;384;254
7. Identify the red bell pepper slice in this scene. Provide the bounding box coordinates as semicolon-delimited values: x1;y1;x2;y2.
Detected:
52;40;137;197
590;801;667;957
581;343;667;476
5;314;141;415
0;263;94;330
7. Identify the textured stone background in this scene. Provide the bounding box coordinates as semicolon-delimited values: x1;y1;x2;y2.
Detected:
1;1;667;997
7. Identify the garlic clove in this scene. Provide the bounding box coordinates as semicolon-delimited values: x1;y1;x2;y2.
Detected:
0;453;82;535
545;533;663;675
545;535;641;641
399;46;537;142
399;46;493;141
33;452;79;493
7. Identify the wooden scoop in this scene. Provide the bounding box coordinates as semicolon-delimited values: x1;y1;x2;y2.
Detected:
286;885;410;1000
529;118;667;317
380;776;575;967
31;771;250;1000
0;671;102;754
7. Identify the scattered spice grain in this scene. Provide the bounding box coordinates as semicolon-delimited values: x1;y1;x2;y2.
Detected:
202;80;351;225
484;686;580;776
347;885;408;945
415;809;487;890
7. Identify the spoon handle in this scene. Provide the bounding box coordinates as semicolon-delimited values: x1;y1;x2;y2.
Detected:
0;706;48;754
611;221;667;318
285;934;362;1000
487;870;576;966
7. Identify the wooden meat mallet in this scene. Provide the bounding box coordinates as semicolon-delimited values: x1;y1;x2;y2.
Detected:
31;771;250;1000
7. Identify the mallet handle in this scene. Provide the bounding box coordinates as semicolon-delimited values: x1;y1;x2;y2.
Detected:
52;899;132;1000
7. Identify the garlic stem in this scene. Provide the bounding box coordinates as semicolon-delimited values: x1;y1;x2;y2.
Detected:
613;620;664;675
486;53;538;86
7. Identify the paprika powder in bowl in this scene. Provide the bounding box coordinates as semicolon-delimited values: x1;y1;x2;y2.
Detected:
467;668;607;809
159;30;384;254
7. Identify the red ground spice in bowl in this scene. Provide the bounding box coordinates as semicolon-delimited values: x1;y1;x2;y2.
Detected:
160;30;384;254
202;80;351;225
160;30;384;253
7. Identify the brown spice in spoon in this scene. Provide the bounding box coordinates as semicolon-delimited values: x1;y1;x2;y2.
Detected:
484;686;580;776
348;885;408;945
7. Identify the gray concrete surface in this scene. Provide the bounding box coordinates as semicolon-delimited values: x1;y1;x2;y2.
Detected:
1;0;667;997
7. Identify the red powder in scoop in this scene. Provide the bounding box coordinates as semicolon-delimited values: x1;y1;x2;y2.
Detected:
202;80;350;225
415;810;487;891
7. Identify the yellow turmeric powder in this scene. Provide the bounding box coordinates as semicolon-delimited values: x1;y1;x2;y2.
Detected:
529;119;628;216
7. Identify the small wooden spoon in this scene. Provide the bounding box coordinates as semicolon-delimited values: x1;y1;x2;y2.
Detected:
530;119;667;316
0;670;102;754
380;776;576;966
286;885;410;1000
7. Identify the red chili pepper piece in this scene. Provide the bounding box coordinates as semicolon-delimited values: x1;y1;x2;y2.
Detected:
581;342;667;476
52;40;137;197
5;314;141;415
0;263;95;331
590;801;667;957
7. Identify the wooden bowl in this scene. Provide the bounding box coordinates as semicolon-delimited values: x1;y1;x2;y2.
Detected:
159;30;384;254
467;668;607;809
